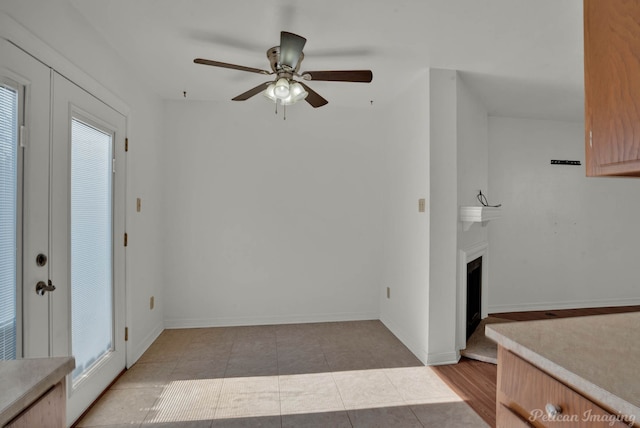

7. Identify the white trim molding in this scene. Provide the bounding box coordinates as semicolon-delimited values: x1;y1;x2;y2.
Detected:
489;297;640;315
457;241;489;351
426;350;460;366
127;324;163;368
380;316;429;366
164;311;380;330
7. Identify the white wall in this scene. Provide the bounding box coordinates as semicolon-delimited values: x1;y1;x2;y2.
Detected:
457;76;490;250
488;117;640;312
162;100;384;327
379;71;431;364
0;0;166;364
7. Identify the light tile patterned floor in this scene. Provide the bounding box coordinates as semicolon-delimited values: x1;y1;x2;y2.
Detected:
75;321;488;427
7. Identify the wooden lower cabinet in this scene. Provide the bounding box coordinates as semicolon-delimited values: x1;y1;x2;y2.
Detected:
4;380;65;428
496;346;633;428
498;403;535;427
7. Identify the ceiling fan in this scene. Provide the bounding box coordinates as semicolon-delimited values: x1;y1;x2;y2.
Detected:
194;31;373;109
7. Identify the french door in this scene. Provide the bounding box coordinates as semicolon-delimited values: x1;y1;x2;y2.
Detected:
51;72;127;425
0;39;127;426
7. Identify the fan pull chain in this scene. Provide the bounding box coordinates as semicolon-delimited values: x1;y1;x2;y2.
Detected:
273;101;286;120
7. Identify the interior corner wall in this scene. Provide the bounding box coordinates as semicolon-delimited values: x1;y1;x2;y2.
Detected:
455;74;489;350
488;117;640;312
456;76;489;250
161;100;384;327
427;69;459;365
0;1;166;365
379;70;431;364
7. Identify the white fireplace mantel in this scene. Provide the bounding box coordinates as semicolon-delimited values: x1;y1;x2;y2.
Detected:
459;206;502;231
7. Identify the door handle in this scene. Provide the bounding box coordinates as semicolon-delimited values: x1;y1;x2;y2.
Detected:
35;280;56;296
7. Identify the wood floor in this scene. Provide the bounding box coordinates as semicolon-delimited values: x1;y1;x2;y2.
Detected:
432;305;640;428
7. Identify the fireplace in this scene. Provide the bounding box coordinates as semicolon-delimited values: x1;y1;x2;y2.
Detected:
466;256;482;339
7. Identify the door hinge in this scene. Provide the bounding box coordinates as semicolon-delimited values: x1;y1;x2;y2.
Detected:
19;125;26;148
125;137;129;152
589;129;592;148
124;233;128;247
112;158;116;173
125;327;128;341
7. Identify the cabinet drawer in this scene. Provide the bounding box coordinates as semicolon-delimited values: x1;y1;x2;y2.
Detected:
497;403;535;428
498;348;630;427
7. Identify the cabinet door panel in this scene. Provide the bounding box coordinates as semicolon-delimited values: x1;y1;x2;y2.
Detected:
584;0;640;176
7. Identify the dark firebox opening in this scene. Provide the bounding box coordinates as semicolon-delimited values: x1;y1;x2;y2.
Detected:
466;256;482;339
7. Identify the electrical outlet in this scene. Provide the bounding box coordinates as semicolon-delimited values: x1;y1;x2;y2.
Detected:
386;287;390;299
136;198;141;212
418;198;426;212
150;296;154;310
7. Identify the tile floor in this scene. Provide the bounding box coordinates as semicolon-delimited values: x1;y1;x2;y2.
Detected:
75;320;488;427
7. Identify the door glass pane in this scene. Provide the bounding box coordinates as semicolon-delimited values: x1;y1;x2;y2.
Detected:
71;118;113;381
0;85;18;360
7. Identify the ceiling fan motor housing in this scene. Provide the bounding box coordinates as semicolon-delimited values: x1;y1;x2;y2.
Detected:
267;46;303;79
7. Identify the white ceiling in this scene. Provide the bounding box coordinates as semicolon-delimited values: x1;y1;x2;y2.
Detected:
69;0;584;121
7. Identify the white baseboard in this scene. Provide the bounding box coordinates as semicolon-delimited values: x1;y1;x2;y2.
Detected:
127;324;164;367
163;311;379;329
426;350;460;366
379;316;428;365
489;297;640;314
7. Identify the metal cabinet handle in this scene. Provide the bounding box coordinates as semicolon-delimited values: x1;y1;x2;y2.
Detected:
35;280;56;296
545;403;562;418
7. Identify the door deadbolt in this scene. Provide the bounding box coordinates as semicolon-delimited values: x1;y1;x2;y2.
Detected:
35;280;56;296
36;253;47;267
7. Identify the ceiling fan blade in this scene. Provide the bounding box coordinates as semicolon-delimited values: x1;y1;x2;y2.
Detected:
194;58;271;75
231;82;272;101
279;31;306;69
302;70;373;83
298;82;328;108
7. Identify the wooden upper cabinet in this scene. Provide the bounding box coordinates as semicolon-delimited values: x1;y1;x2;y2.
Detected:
584;0;640;177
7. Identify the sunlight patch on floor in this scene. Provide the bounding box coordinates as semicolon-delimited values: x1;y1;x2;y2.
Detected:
145;366;462;423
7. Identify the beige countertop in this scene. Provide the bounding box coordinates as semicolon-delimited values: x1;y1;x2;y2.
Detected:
486;312;640;423
0;357;75;426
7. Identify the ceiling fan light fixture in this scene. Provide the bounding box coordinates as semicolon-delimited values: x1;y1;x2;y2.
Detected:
274;77;290;99
263;83;277;102
289;81;308;102
281;82;308;106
